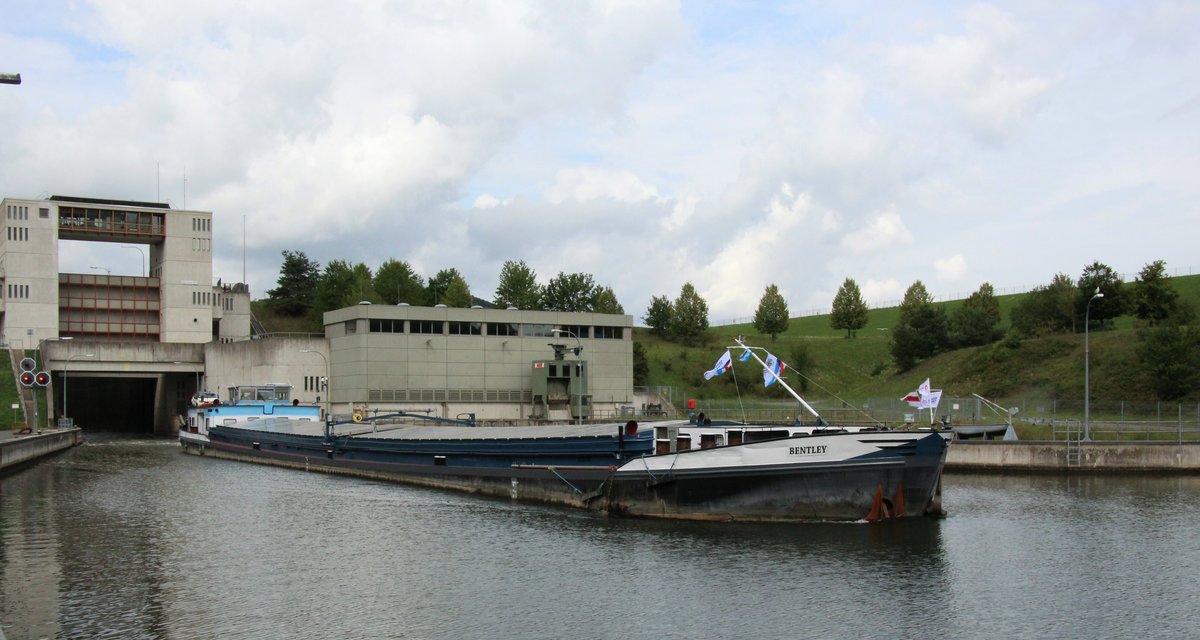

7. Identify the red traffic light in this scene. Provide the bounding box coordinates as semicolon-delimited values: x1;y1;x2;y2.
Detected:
34;371;50;386
19;371;34;386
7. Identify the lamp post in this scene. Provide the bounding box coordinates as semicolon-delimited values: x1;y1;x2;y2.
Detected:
64;353;95;425
551;329;583;424
121;245;146;276
301;349;330;418
1084;289;1104;442
35;336;73;429
90;266;111;276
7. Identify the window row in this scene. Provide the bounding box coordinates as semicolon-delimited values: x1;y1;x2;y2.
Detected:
5;205;28;220
362;319;624;339
192;291;219;306
6;226;28;241
191;217;211;232
6;284;30;299
191;237;211;252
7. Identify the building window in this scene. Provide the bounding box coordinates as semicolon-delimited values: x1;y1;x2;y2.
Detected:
557;325;590;339
411;320;443;334
448;321;481;335
594;326;624;339
487;322;518;336
345;320;357;334
39;208;49;219
369;319;404;333
523;323;553;337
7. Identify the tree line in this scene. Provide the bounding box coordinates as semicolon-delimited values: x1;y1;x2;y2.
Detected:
265;252;624;324
881;259;1198;400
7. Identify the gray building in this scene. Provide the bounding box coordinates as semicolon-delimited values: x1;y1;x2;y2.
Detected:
1;194;640;431
319;304;634;422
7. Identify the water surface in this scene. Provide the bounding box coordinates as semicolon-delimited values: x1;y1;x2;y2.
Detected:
2;436;1198;639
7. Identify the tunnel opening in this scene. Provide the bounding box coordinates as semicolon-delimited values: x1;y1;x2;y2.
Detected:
53;375;163;433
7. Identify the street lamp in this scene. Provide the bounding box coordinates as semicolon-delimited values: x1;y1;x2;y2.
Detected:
90;266;111;276
551;329;584;424
122;245;146;276
1084;288;1104;442
35;336;73;429
64;353;95;425
300;349;330;418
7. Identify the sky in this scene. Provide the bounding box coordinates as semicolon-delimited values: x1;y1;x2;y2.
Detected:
2;1;1197;323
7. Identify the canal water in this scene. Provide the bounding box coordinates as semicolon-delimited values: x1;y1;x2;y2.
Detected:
2;436;1199;640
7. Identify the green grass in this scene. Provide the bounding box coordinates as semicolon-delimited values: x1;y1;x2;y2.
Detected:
640;274;1200;408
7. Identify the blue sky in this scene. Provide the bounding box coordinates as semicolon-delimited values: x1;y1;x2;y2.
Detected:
2;1;1197;321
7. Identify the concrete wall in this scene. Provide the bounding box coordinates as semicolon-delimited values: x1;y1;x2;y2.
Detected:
947;440;1200;472
0;429;80;472
157;210;213;343
204;337;329;403
0;199;60;349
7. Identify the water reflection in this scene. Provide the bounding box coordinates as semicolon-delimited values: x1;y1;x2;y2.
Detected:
3;438;1198;639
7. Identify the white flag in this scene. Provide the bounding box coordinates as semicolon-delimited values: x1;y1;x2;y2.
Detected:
704;350;733;381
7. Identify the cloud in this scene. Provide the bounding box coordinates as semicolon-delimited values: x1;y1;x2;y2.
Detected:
839;207;913;255
886;4;1051;142
545;167;660;204
934;254;968;282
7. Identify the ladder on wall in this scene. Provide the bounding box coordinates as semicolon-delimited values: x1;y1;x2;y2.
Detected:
1065;424;1082;467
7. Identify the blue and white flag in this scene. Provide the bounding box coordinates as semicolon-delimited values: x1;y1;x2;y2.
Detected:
737;348;753;363
704;350;733;380
763;353;785;387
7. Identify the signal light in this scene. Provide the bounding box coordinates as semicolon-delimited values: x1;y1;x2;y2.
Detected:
19;371;35;387
34;371;50;386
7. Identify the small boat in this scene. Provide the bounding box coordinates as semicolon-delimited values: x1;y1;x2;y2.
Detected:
179;343;947;522
179;384;322;451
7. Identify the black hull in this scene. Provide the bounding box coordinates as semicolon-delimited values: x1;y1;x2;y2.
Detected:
183;426;947;522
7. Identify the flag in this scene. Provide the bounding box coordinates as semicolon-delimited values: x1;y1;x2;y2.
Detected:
704;350;733;380
918;378;931;398
921;389;943;410
737;348;753;363
902;390;922;407
763;353;785;387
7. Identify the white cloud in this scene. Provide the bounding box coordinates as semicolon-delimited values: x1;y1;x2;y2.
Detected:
545;168;660;204
934;254;968;282
839;208;913;255
4;1;1198;317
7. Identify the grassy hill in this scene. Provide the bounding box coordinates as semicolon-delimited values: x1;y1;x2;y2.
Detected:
640;274;1200;409
251;275;1200;411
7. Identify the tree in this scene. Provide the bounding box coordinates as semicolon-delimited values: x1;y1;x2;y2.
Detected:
542;272;598;312
643;295;674;338
442;273;473;308
591;286;624;315
350;263;381;304
891;303;949;371
1132;260;1178;326
891;281;947;370
950;282;1001;347
753;284;790;340
830;278;868;338
670;282;709;343
267;250;320;316
493;260;542;310
312;260;358;318
898;280;933;321
374;259;425;305
427;268;466;306
1011;273;1076;336
1077;260;1127;330
632;341;650;386
1137;304;1200;400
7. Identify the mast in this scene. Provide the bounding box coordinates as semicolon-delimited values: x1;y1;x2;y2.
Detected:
732;337;824;423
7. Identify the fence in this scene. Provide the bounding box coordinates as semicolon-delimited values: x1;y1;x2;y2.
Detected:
686;395;1200;442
